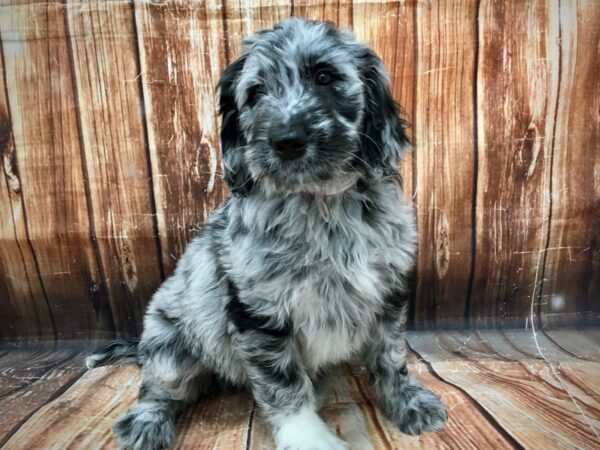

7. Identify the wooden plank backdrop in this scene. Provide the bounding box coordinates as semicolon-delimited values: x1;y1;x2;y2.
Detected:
0;0;598;341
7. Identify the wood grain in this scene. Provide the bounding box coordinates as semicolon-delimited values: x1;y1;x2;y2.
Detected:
413;0;478;328
409;331;600;450
0;356;525;450
224;0;291;62
172;391;253;449
3;332;600;449
134;0;228;275
3;365;139;449
469;0;560;327
406;329;596;362
0;348;85;446
66;0;163;336
293;0;353;28
0;1;115;340
0;41;53;340
544;328;600;362
539;0;600;327
2;363;251;450
0;0;599;339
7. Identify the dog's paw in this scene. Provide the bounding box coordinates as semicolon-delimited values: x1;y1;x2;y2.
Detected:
275;408;349;450
395;383;447;435
114;403;176;450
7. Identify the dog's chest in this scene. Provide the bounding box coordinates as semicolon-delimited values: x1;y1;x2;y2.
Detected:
290;282;375;370
228;190;415;369
283;226;391;370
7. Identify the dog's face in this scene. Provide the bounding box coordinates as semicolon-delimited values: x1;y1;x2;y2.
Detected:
218;18;408;195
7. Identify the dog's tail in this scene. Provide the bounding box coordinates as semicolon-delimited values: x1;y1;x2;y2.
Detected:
85;338;140;369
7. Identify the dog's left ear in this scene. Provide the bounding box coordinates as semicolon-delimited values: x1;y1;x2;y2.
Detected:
218;54;254;196
357;49;409;176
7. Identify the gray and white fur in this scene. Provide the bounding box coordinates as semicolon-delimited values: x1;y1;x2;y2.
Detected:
87;18;447;450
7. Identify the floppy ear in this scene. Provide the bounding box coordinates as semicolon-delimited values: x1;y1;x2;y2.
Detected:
218;54;254;196
358;50;409;177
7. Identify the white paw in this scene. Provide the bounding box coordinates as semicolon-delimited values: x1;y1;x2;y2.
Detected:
275;408;349;450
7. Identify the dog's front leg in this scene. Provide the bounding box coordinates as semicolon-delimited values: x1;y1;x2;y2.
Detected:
364;300;448;435
231;323;348;450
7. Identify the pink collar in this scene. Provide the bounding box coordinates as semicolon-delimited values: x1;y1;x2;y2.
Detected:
314;181;356;223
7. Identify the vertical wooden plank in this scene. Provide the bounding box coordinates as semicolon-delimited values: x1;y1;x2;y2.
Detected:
470;0;560;327
66;0;162;335
224;0;291;61
0;45;54;340
540;0;600;327
135;0;229;274
0;1;114;340
293;0;353;27
413;0;477;327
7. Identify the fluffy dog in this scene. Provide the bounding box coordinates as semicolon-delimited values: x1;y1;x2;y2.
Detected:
87;17;447;450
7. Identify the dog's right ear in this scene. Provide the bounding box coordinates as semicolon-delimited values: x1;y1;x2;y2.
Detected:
218;54;254;196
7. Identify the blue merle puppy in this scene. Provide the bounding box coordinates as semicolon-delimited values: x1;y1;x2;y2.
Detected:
87;17;447;450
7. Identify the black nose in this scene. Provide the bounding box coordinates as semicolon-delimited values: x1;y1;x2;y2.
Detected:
271;130;307;161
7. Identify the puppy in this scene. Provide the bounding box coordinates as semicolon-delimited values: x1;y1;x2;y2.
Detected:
87;17;447;450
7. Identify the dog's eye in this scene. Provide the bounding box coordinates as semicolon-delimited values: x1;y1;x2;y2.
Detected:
315;69;334;86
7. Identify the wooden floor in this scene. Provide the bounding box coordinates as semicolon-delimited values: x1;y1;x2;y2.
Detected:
1;330;599;450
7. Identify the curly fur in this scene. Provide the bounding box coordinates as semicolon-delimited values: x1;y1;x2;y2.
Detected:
87;18;447;450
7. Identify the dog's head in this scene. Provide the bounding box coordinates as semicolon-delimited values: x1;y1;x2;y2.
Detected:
218;18;408;196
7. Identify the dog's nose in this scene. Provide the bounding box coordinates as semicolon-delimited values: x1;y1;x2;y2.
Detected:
271;131;307;161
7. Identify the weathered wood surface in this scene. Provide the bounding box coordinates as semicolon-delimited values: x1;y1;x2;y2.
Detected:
469;0;559;328
407;330;600;449
66;0;163;336
0;347;86;447
134;0;231;275
539;0;600;327
0;2;114;341
413;0;477;328
0;0;599;340
1;331;599;449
